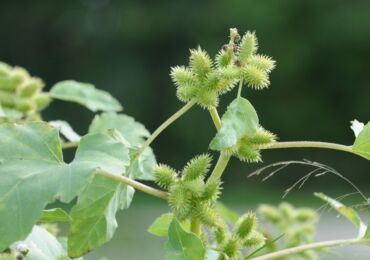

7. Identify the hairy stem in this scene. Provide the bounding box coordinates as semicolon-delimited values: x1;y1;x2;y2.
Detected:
190;217;201;235
139;100;195;154
98;171;169;200
250;238;369;260
209;106;222;130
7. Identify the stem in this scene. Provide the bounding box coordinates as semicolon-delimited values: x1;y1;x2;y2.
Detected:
237;80;243;98
61;142;78;149
250;238;368;260
190;217;201;235
207;152;231;184
139;100;195;154
264;141;352;153
97;171;169;200
209;106;222;130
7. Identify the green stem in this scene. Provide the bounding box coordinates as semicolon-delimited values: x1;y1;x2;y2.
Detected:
207;152;231;184
209;106;222;130
190;217;201;235
250;238;368;260
237;80;243;98
97;171;169;200
139;100;195;154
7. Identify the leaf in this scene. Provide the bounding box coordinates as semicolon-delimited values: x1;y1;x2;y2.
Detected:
215;202;240;224
49;120;81;142
351;119;365;137
352;122;370;160
11;225;69;260
364;222;370;240
50;80;122;112
89;112;156;180
165;218;205;260
210;97;259;151
148;213;191;237
68;175;134;257
39;208;71;223
0;122;129;251
314;193;363;229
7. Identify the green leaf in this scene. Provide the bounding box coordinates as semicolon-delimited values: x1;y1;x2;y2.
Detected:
39;208;71;223
50;80;122;112
148;213;190;237
165;218;205;260
0;122;129;251
89;112;156;180
49;120;81;142
353;122;370;160
314;193;363;229
364;222;370;240
68;175;134;257
11;225;69;260
215;202;240;224
210;97;259;151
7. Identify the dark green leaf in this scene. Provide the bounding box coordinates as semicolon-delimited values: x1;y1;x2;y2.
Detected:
39;208;71;223
165;218;205;260
0;122;129;251
50;80;122;112
353;122;370;160
210;97;259;151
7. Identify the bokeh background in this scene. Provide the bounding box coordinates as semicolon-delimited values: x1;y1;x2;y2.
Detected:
1;0;370;259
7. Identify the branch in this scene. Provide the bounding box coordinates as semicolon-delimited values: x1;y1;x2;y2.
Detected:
61;142;78;149
98;171;169;200
250;238;369;260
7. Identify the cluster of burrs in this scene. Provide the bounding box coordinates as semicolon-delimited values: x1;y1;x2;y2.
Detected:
170;28;275;108
259;203;318;259
0;62;51;120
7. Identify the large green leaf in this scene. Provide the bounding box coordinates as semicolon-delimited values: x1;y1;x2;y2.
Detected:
165;218;205;260
0;122;129;251
210;97;259;151
89;112;156;180
50;80;122;112
68;175;134;257
39;208;71;223
11;225;69;260
353;122;370;160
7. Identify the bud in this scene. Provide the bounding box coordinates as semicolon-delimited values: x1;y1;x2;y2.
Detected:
215;49;234;68
153;164;177;189
221;236;240;259
168;184;192;221
258;204;280;224
34;93;52;110
194;202;220;227
236;143;261;163
15;98;34;113
243;231;265;248
181;178;205;197
170;66;197;88
195;89;219;108
176;85;197;102
201;179;222;201
247;127;277;147
189;47;212;79
0;91;16;107
240;65;269;90
18;78;43;97
295;208;318;222
238;31;258;64
248;55;275;73
235;213;256;239
10;67;29;85
182;154;212;181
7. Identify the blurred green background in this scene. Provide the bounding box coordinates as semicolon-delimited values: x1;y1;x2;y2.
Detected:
1;0;370;259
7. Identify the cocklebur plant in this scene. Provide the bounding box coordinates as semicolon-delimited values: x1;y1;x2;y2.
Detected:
0;28;369;260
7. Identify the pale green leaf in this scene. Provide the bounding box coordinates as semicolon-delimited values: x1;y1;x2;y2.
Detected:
89;112;156;180
49;120;81;142
314;193;363;229
353;122;370;160
39;208;71;223
11;225;69;260
148;213;191;237
50;80;122;112
210;97;259;151
165;218;205;260
364;222;370;240
215;202;240;224
0;122;129;251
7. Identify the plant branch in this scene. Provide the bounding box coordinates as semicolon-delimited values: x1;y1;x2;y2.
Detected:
61;142;78;149
264;141;352;153
97;171;169;200
237;80;243;98
207;152;231;184
139;100;196;154
190;217;201;235
250;238;369;260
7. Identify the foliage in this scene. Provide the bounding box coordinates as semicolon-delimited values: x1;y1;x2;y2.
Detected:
0;28;369;259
